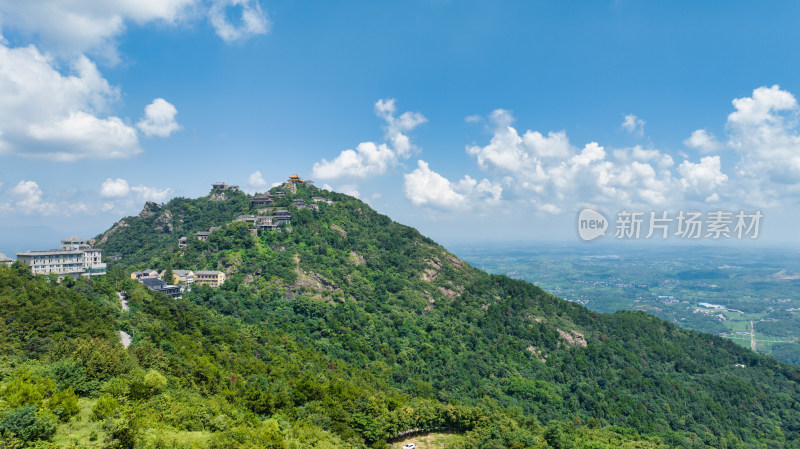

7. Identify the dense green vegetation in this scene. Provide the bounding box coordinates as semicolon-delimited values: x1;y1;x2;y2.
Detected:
1;183;799;448
0;261;665;448
452;244;800;363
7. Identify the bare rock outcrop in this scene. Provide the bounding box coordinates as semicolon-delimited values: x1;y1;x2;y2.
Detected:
330;223;347;237
447;255;464;270
349;251;365;266
557;328;588;348
93;219;129;245
438;286;459;299
294;267;336;293
139;201;161;218
526;345;547;363
154;210;174;233
421;258;442;282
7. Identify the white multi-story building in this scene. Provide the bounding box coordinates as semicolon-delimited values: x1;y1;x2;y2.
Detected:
16;236;107;277
0;253;13;267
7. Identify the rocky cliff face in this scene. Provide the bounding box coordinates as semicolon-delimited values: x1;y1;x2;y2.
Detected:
138;201;162;218
154;209;174;233
135;201;175;233
91;219;129;246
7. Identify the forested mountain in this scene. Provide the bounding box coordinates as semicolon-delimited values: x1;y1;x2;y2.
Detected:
1;182;799;448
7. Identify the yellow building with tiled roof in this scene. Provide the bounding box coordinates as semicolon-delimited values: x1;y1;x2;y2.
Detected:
194;270;226;287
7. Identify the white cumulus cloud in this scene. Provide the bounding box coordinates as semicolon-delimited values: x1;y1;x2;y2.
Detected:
5;180;88;216
209;0;270;43
312;142;396;179
312;99;426;180
678;156;728;199
465;111;676;207
12;180;54;215
374;98;428;158
466;109;574;179
0;0;197;62
137;98;181;137
613;145;674;168
0;44;141;161
131;185;173;203
404;161;468;210
728;85;797;126
100;178;131;197
523;130;572;159
99;177;173;203
247;170;269;192
463;109;735;211
403;160;501;211
621;114;645;136
684;129;722;153
0;0;267;61
728;85;800;185
0;0;270;165
404;87;800;214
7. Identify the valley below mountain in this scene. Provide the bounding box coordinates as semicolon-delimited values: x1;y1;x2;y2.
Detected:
453;243;800;365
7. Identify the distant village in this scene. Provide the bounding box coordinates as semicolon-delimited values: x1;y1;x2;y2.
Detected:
3;174;334;300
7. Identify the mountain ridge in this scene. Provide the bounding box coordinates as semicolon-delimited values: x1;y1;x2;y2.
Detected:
0;182;798;448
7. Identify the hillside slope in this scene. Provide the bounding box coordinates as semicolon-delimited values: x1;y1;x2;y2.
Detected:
3;182;797;448
1;257;668;449
89;183;800;448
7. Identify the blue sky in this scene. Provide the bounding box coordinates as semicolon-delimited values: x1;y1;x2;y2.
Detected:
2;1;800;254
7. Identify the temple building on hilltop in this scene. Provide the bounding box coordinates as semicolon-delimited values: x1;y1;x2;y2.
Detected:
250;193;274;207
212;182;239;192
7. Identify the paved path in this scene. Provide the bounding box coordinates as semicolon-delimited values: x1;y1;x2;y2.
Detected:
119;330;132;349
117;291;129;311
117;292;131;348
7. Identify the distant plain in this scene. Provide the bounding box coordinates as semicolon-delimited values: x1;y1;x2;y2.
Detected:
453;243;800;365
